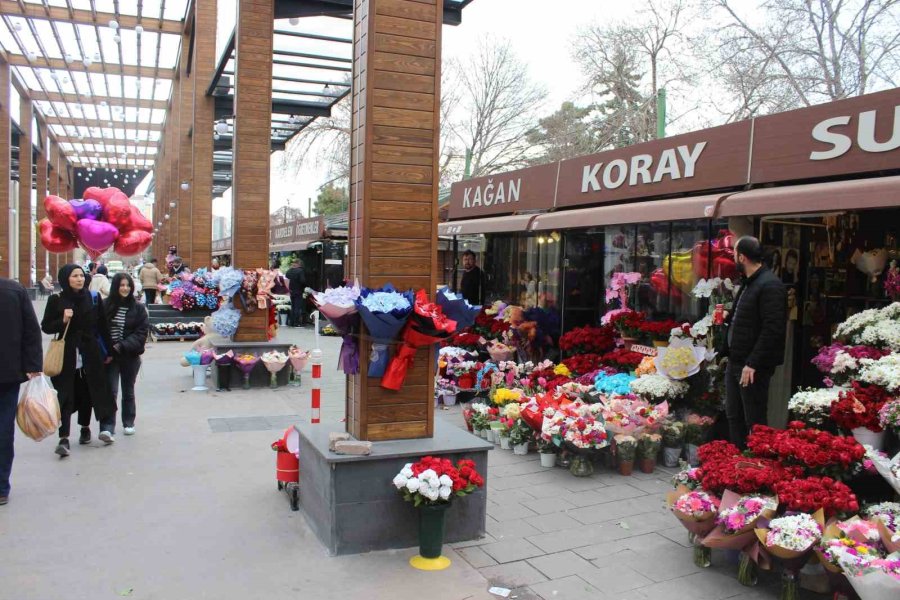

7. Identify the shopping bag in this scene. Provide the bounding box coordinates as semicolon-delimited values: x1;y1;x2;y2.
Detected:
16;376;61;441
43;321;70;377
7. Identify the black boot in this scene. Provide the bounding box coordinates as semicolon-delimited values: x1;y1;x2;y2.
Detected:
79;427;91;445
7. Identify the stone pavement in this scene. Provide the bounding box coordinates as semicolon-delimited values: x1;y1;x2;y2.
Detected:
2;300;785;600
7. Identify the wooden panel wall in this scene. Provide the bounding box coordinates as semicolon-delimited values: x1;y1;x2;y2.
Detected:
231;0;273;272
19;96;32;286
35;119;48;281
348;0;442;442
48;139;59;274
191;0;217;268
0;57;9;277
177;29;194;268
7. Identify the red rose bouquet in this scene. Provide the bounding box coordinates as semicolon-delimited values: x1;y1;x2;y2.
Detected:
562;353;604;376
558;325;616;356
830;382;890;432
392;456;484;505
638;319;681;342
746;422;865;477
774;476;860;517
598;348;645;370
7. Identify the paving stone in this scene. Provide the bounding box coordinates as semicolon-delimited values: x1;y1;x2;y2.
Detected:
529;512;584;534
456;545;498;568
221;416;271;432
578;563;654;594
450;532;497;548
480;538;546;563
488;501;538;522
527;523;607;554
575;533;679;560
487;488;537;505
527;551;596;580
568;495;663;525
657;526;694;548
206;418;231;433
521;496;576;515
624;477;672;494
479;560;548;588
528;575;605;600
637;570;750;600
566;484;647;507
487;518;542;541
561;475;616;493
491;470;565;491
519;483;570;499
491;460;550;478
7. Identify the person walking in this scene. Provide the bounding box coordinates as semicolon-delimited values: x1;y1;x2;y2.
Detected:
285;259;307;327
139;258;163;304
89;264;111;299
459;250;485;306
724;236;787;447
0;278;43;506
42;264;116;456
105;273;149;436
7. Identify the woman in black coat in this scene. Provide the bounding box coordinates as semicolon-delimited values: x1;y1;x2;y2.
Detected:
41;264;115;457
105;273;149;436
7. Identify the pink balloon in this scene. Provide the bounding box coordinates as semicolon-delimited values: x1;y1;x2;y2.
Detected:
76;219;119;253
115;230;153;256
45;195;77;232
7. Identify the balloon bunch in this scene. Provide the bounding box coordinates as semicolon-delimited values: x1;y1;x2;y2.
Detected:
39;186;154;259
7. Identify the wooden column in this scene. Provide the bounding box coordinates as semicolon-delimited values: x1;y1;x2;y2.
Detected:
347;0;442;441
191;0;217;268
177;30;195;268
48;139;59;273
35;125;47;281
0;57;10;277
18;96;32;286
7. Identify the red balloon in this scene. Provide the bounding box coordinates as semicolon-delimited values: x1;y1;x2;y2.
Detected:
114;230;153;256
83;186;126;209
44;195;77;232
103;195;133;230
126;205;154;233
39;218;78;253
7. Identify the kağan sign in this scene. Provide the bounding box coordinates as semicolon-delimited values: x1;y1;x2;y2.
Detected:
448;87;900;220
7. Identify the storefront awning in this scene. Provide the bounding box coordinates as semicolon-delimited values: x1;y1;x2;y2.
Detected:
439;214;536;236
529;193;728;231
716;176;900;217
270;241;312;253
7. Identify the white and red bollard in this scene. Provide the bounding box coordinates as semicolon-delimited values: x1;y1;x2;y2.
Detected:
310;348;322;424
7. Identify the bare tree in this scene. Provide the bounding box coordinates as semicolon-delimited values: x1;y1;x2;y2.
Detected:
444;37;547;178
708;0;900;110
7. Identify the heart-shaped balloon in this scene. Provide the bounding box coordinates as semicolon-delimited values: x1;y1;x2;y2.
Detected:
102;195;133;231
69;198;103;221
126;205;154;233
76;219;119;253
115;229;153;256
44;195;77;232
83;186;126;209
39;218;78;253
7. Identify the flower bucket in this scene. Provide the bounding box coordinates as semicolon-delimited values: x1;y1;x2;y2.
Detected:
191;365;208;391
539;452;556;468
442;392;458;407
570;454;593;477
618;459;634;476
639;457;656;474
685;443;700;466
851;427;886;450
663;446;682;467
499;435;511;450
513;443;528;456
417;503;450;560
622;337;638;351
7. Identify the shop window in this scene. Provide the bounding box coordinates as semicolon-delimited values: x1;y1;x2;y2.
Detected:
483;234;516;304
634;222;670;319
518;234;561;309
603;224;635;311
562;229;604;328
669;220;711;321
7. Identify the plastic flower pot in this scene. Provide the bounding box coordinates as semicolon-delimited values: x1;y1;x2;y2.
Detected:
663;445;682;467
417;503;450;560
570;454;593;477
685;443;700;466
242;373;251;390
851;427;886;450
512;443;529;456
191;365;208;391
442;392;457;406
499;435;511;450
618;459;634;476
639;457;656;474
539;452;556;468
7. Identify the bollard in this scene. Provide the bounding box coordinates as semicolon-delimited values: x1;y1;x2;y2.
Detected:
310;348;322;424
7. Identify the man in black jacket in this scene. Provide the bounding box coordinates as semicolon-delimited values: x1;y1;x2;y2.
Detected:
0;278;43;505
724;236;787;447
285;259;307;327
459;250;485;306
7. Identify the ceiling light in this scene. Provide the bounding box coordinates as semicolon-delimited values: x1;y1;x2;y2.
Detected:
109;19;119;30
289;17;300;25
104;178;108;183
112;168;117;173
180;181;190;191
100;100;108;107
164;214;170;220
50;72;59;80
288;115;297;125
26;51;37;61
94;52;101;61
215;120;229;135
13;22;22;32
169;201;177;208
113;34;121;44
62;76;70;84
83;58;93;68
107;121;114;127
213;132;220;141
135;25;144;36
64;54;74;64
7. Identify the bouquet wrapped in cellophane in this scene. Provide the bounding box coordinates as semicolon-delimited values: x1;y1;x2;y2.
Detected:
355;284;414;377
312;283;361;375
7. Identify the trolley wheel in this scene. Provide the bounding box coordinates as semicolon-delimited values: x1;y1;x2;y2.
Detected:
289;486;300;511
277;481;284;491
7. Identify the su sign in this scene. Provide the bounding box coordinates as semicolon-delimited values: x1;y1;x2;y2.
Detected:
810;106;900;160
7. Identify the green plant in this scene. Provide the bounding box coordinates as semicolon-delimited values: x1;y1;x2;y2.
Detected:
662;421;685;446
637;433;662;459
508;419;533;447
536;438;556;454
615;435;637;461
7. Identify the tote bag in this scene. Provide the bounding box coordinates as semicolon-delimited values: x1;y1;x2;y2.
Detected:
43;321;70;378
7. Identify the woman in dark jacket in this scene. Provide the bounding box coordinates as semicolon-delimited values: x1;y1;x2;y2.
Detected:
42;264;115;456
105;273;149;436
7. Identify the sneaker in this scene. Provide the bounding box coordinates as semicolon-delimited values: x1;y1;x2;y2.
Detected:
55;438;71;457
124;427;135;436
79;427;91;445
0;496;8;505
99;431;115;445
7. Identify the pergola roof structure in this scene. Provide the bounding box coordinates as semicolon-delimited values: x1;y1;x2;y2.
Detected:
0;0;189;196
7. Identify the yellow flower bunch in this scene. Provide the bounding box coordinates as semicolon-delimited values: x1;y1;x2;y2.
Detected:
493;388;522;406
503;402;522;420
658;346;697;380
635;356;657;377
553;364;571;377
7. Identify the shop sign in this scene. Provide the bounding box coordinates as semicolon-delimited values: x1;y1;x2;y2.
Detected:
269;216;323;245
751;87;900;183
448;163;559;219
212;237;231;252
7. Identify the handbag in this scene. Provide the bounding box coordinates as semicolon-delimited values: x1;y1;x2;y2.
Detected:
43;320;70;378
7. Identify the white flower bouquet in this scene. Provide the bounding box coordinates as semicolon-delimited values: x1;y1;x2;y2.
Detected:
787;387;845;426
630;373;690;402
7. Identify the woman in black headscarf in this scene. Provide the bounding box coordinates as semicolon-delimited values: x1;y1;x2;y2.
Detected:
41;264;115;457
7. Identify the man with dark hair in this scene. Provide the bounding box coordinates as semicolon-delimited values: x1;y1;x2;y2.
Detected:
285;259;307;327
724;236;787;447
459;250;484;305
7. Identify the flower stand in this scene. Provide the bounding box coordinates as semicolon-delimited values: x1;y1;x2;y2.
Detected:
409;503;452;571
191;365;208;391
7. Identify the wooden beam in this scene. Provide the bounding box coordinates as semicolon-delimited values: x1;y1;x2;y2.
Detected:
0;1;184;34
18;96;33;286
4;54;176;79
31;90;168;110
57;136;158;147
43;117;163;131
